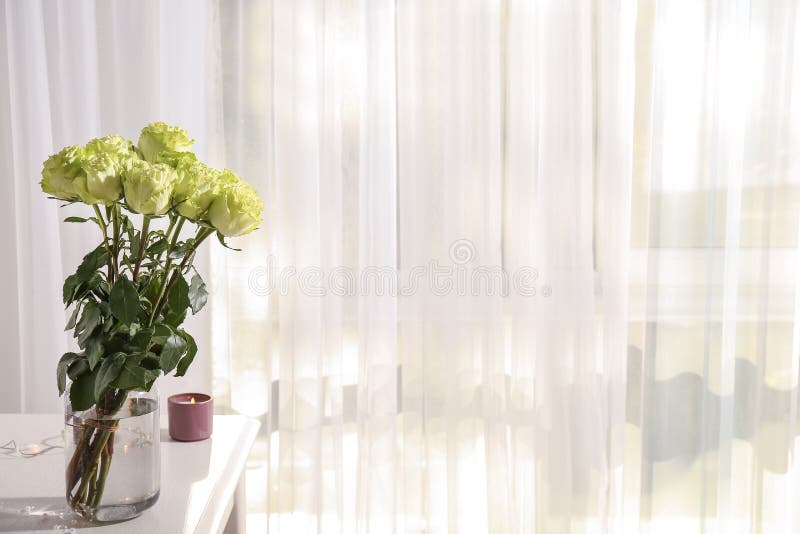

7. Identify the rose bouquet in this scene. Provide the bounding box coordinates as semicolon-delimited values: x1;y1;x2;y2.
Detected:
40;122;263;519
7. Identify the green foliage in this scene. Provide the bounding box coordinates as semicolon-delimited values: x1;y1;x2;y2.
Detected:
147;237;168;255
62;275;80;305
44;122;261;413
159;333;188;374
65;305;81;330
114;355;160;391
56;208;218;410
188;274;208;314
76;246;108;281
94;353;125;400
130;326;154;352
167;274;190;316
175;331;197;377
69;368;97;411
57;352;79;396
75;301;102;347
64;216;96;223
109;276;139;325
85;339;104;370
55;212;211;409
216;232;242;251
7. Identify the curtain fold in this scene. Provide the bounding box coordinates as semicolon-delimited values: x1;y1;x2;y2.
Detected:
0;0;62;413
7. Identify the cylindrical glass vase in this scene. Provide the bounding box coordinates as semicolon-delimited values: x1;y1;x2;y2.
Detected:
64;384;161;522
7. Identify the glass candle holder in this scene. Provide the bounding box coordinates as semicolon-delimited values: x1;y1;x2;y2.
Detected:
167;393;213;441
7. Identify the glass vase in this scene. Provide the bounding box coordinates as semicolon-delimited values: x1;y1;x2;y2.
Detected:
64;384;161;522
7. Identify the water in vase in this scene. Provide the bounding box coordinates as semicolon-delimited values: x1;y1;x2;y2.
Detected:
64;394;160;522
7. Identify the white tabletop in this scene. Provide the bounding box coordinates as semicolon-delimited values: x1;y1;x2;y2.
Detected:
0;414;259;533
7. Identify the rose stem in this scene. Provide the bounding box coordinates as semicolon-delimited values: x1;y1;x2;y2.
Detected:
90;442;113;508
71;426;115;506
148;227;213;325
132;216;151;281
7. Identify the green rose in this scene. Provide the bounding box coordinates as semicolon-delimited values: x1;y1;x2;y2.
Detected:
81;153;122;204
85;135;133;157
156;150;196;169
85;134;138;172
123;160;176;215
137;122;194;163
173;160;220;220
40;145;85;201
207;172;263;236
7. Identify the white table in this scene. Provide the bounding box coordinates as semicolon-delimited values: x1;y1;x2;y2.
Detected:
0;414;259;533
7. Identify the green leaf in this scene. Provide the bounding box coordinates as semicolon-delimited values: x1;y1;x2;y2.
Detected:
144;372;159;390
123;214;135;234
114;356;159;391
130;232;141;257
130;327;154;352
188;274;208;314
67;358;89;380
65;305;81;330
76;245;108;282
168;242;193;259
159;333;187;374
74;272;104;307
75;302;102;347
63;274;80;305
175;331;197;377
69;369;98;411
163;308;187;329
57;353;79;396
167;273;190;316
152;323;170;339
140;352;161;370
151;323;173;345
109;276;139;325
85;338;104;370
216;232;242;251
147;237;168;255
140;276;160;312
94;353;125;400
122;255;135;271
101;335;127;355
64;216;94;223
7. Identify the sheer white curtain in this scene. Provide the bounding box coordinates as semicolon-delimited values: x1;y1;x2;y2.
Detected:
0;0;220;412
213;0;800;533
2;0;800;532
625;0;800;531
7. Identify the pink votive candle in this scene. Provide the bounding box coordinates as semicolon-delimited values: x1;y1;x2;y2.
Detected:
168;393;213;441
